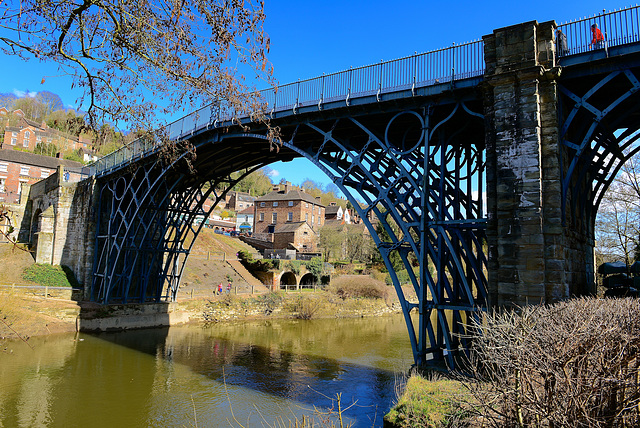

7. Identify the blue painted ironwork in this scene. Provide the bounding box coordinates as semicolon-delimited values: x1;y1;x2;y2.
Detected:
558;66;640;232
92;152;268;303
264;100;488;366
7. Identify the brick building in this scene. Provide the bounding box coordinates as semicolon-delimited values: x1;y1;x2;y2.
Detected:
1;114;91;153
225;190;256;211
253;182;325;235
273;221;319;252
0;150;83;203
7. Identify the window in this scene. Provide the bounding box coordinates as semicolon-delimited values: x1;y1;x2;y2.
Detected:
272;212;277;223
288;201;293;207
20;166;29;176
0;164;7;173
287;212;293;221
273;201;278;207
259;213;264;221
0;178;5;192
303;231;308;235
244;215;249;222
41;170;50;178
11;138;16;145
312;215;315;224
305;213;308;221
305;202;309;208
260;202;265;207
318;217;321;225
11;132;17;137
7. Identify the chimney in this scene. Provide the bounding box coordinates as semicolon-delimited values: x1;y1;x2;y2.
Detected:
315;196;321;202
300;186;305;193
272;184;280;192
56;152;63;159
284;181;291;193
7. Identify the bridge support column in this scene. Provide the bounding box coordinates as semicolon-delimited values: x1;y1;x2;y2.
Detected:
484;20;578;307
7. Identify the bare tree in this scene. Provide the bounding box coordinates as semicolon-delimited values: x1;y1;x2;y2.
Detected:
0;0;274;133
596;152;640;264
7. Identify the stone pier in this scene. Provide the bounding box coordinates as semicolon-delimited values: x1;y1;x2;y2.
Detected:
483;20;594;307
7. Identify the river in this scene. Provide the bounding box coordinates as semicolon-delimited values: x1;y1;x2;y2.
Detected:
0;314;414;427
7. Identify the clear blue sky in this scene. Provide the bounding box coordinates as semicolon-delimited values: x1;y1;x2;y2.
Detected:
0;0;628;189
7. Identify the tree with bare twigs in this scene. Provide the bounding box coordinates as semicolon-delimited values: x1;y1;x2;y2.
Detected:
0;0;276;138
596;152;640;266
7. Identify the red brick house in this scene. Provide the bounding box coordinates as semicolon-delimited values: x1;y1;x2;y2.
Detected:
273;221;319;252
0;150;83;203
254;182;325;235
225;190;256;211
1;115;91;154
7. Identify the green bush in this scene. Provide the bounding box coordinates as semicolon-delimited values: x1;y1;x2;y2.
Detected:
22;264;80;288
284;260;302;275
304;257;324;282
238;250;279;272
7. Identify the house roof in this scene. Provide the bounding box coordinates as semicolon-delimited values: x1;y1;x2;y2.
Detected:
256;189;324;206
274;221;316;234
325;205;342;215
238;206;254;215
0;149;83;169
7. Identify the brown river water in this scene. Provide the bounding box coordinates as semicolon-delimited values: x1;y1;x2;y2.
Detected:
0;314;415;427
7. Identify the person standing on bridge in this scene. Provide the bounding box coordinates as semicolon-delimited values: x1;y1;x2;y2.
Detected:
591;23;604;49
556;29;569;56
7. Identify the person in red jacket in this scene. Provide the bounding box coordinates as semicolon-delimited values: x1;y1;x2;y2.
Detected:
591;23;604;49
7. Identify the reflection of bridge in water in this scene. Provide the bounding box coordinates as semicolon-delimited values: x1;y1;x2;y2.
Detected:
60;7;640;366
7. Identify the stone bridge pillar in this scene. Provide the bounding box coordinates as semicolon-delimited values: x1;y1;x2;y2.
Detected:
483;20;576;307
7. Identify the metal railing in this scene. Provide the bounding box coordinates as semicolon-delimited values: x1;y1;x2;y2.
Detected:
87;39;484;177
558;5;640;56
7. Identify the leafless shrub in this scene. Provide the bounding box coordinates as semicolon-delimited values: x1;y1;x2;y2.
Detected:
327;276;389;301
290;296;321;320
459;297;640;427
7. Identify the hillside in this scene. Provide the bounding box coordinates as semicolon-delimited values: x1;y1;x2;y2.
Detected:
0;229;263;298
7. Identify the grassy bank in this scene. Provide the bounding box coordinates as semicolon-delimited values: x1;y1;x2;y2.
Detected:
385;372;469;428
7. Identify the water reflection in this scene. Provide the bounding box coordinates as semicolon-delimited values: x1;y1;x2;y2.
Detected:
0;315;413;427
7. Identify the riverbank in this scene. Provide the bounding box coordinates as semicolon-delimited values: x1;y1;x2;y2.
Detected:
0;286;407;340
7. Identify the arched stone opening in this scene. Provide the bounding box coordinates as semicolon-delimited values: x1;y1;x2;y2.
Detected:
300;273;316;286
30;208;42;248
279;271;297;290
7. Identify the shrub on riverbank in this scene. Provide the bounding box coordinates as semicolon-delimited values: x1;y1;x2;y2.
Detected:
326;275;389;301
460;297;640;426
